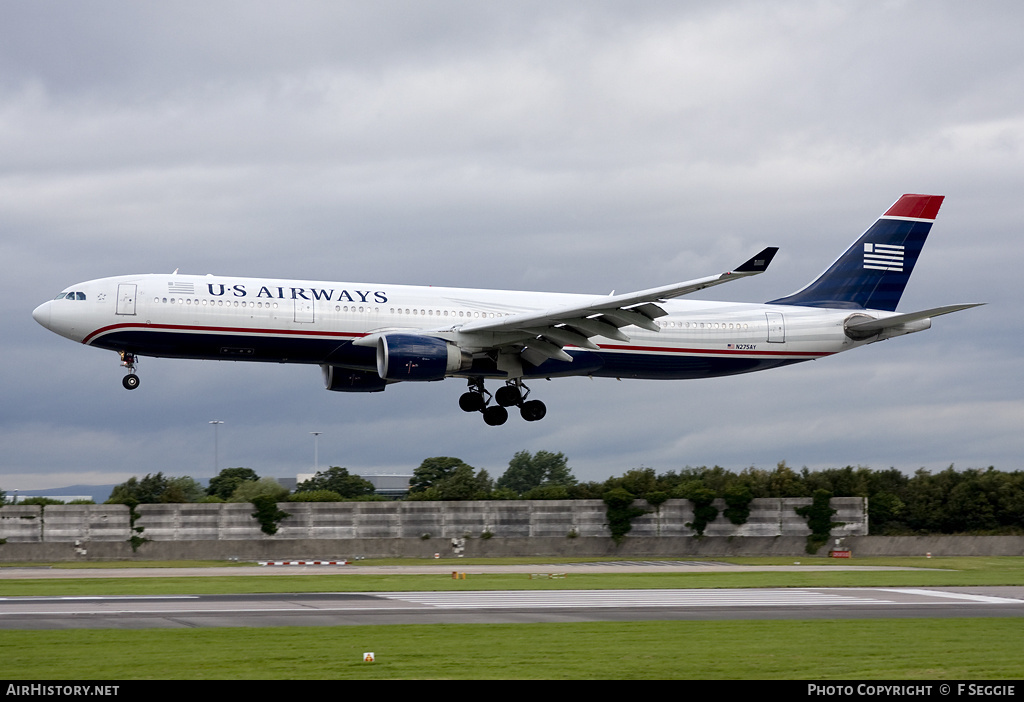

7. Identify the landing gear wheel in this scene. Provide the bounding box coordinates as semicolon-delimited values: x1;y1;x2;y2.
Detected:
482;405;509;426
462;378;545;424
459;391;485;412
520;399;546;422
494;384;522;407
119;352;139;390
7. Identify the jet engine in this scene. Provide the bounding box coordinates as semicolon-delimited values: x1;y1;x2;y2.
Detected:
376;333;472;381
322;365;389;392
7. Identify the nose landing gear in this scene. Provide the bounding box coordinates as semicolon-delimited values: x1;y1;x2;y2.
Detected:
120;352;140;390
459;379;546;425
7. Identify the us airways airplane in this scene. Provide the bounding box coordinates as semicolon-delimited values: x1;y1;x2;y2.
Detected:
33;194;980;426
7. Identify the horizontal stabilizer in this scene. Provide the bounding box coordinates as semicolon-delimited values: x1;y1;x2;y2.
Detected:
845;303;984;334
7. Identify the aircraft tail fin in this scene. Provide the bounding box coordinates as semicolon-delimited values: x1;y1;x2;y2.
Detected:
767;194;944;311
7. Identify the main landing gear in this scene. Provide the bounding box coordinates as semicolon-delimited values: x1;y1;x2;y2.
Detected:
459;379;547;426
120;352;140;390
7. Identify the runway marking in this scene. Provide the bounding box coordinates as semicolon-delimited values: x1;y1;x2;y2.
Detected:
373;588;897;609
3;588;1023;620
0;595;199;601
876;588;1024;604
564;560;737;567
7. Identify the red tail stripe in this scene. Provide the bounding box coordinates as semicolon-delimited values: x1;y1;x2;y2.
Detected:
883;194;944;220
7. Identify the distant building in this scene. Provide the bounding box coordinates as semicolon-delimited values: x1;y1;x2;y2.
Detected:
275;477;297;491
361;474;412;498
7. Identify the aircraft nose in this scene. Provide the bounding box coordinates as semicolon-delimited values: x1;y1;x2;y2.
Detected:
32;300;52;329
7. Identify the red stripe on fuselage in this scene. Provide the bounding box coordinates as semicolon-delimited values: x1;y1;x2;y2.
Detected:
83;322;366;346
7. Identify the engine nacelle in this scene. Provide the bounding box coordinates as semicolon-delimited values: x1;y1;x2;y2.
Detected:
376;333;472;381
322;365;389;393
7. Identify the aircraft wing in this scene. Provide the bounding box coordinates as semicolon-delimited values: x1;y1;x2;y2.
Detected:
455;247;778;366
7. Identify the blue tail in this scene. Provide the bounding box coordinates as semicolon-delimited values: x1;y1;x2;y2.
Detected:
767;194;944;311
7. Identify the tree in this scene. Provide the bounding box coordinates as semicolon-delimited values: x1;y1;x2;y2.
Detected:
496;451;576;495
612;467;658;497
228;477;290;503
295;467;375;498
18;497;65;506
163;476;205;503
796;489;843;553
722;484;754;525
602;488;648;544
207;467;260;500
436;465;492;500
251;495;291;535
408;465;493;500
522;484;571;500
679;483;719;536
767;461;806;497
106;473;205;505
107;472;180;504
288;490;344;502
409;457;472;494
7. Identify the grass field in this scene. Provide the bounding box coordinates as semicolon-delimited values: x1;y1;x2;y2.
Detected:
3;619;1023;680
1;556;1022;679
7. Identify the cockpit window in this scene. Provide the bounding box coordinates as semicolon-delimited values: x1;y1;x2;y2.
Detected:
76;292;86;300
55;292;87;300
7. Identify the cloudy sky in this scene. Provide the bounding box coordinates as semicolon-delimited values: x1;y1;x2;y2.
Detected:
3;1;1022;493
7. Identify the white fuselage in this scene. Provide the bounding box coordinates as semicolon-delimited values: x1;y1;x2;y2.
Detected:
34;272;875;381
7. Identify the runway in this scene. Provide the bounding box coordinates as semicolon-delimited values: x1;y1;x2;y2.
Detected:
3;586;1024;629
3;561;1022;629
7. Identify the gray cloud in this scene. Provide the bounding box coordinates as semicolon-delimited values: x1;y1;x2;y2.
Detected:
3;2;1022;491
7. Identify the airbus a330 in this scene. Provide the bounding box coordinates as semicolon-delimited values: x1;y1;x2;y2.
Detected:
33;194;980;425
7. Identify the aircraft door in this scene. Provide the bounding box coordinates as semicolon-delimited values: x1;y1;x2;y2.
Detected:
766;311;785;343
294;298;315;323
116;284;137;316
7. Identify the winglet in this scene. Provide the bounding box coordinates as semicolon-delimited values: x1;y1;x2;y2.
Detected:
733;247;779;273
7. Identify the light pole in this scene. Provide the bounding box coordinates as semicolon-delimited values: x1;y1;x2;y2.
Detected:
210;421;224;474
310;432;323;474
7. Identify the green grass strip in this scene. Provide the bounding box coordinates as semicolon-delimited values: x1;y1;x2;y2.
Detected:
3;619;1022;679
2;564;1023;597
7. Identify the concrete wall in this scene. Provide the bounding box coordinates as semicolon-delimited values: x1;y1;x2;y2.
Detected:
1;497;867;544
0;504;130;543
5;500;1020;562
1;534;1021;563
0;496;888;561
843;535;1024;557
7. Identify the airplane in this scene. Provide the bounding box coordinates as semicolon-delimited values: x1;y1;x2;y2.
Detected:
33;194;981;426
